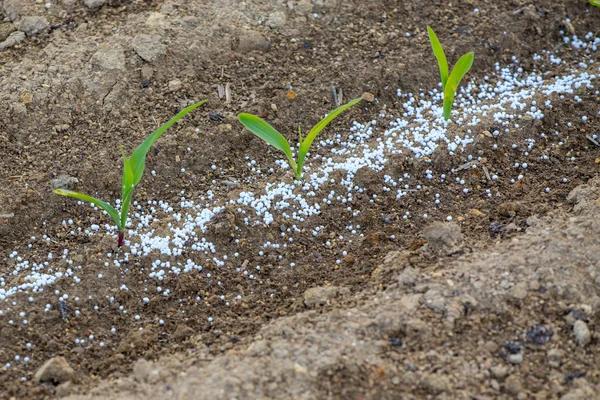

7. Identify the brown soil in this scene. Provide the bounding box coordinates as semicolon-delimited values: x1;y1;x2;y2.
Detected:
0;0;599;399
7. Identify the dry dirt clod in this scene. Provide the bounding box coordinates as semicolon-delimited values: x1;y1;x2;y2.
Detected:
33;356;76;385
51;175;79;190
0;23;15;42
91;43;126;71
421;222;463;257
83;0;107;9
267;11;287;29
236;30;270;52
419;373;450;394
490;365;509;381
573;320;591;346
18;16;49;36
303;285;349;308
132;34;167;63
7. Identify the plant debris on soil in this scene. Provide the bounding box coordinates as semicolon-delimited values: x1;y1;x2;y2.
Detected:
1;1;600;399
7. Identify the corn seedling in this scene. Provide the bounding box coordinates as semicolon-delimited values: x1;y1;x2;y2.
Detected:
54;100;207;247
591;0;600;7
238;97;362;180
427;26;474;121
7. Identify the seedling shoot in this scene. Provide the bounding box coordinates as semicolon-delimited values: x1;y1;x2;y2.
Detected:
54;100;207;247
427;26;474;121
237;96;363;180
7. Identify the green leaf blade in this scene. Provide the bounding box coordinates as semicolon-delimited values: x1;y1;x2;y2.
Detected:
238;113;296;169
297;97;361;176
120;189;134;230
443;51;474;120
120;146;135;200
427;26;449;90
129;99;207;186
53;189;121;230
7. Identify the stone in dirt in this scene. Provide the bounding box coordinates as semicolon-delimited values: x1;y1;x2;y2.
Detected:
267;11;287;29
132;34;167;63
236;30;270;52
421;222;463;256
573;320;591;346
303;285;349;308
419;373;450;394
51;175;79;190
172;324;195;340
0;23;15;42
19;16;49;36
0;31;24;51
34;356;76;384
2;0;25;21
83;0;107;9
91;43;126;70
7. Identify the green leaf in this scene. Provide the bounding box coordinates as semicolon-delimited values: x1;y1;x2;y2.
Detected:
427;26;449;90
238;113;297;171
297;97;361;178
129;99;207;186
443;52;474;120
120;146;135;200
53;189;122;230
120;188;134;230
591;0;600;7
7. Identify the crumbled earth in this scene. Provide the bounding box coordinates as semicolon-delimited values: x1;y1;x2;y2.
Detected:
66;178;600;399
0;0;599;399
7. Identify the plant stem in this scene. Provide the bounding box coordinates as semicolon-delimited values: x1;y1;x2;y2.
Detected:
117;231;124;248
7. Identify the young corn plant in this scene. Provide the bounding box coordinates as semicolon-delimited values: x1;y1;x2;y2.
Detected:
54;100;207;247
238;97;362;181
427;26;474;121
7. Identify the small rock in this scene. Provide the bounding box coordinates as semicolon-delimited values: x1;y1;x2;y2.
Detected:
167;79;183;93
51;175;79;190
55;381;73;397
132;358;158;383
573;320;591;346
483;340;499;353
398;267;419;286
83;0;106;8
399;293;422;313
267;11;287;29
547;348;563;368
172;324;195;340
217;124;233;134
422;222;463;256
423;288;446;314
419;373;450;394
490;365;509;380
132;34;167;63
0;23;15;42
505;375;522;396
303;285;348;308
511;282;528;300
2;0;25;21
526;324;553;344
34;356;76;384
19;16;49;36
146;12;168;30
237;30;270;52
565;308;588;325
503;341;521;354
91;43;126;70
0;31;25;51
509;352;523;364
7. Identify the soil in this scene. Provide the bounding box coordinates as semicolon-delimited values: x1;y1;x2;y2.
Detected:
0;0;599;399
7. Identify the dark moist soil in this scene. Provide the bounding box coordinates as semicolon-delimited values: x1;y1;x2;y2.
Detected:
0;0;599;399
